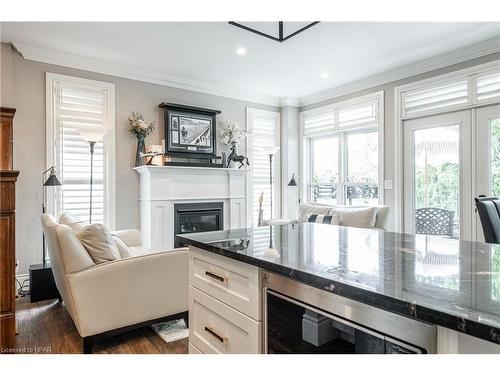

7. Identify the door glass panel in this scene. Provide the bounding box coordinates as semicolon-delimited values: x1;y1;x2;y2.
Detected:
491;119;500;196
413;126;460;239
311;136;339;204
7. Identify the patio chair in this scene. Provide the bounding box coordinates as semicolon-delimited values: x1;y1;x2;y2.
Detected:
415;207;454;238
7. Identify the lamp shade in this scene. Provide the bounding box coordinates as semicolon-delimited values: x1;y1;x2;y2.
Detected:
260;146;280;155
77;128;106;143
44;174;63;186
288;173;297;186
43;167;63;186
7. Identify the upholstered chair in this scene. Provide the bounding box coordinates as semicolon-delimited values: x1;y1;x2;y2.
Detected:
41;213;189;353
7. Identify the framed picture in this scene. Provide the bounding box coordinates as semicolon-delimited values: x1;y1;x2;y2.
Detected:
160;103;221;159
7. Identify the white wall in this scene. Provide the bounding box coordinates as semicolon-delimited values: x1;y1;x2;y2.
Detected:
0;44;277;275
300;52;500;230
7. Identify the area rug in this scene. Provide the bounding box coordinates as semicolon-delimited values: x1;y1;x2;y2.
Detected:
151;319;189;343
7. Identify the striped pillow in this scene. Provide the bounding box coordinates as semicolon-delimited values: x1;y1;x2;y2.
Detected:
307;214;340;225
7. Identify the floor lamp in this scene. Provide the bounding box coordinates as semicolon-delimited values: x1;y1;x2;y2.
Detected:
260;146;280;258
260;146;280;222
77;128;105;223
41;166;62;267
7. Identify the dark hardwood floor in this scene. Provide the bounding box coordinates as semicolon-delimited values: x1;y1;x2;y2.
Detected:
15;297;188;354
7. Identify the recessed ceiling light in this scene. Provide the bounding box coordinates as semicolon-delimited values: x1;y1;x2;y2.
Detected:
321;72;330;79
236;47;247;56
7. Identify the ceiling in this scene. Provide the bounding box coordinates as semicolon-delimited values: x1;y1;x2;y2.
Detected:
2;22;500;104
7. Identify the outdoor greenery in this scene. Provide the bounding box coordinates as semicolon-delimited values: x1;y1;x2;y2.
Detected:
415;162;459;213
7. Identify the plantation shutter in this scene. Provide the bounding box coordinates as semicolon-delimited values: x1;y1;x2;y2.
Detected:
248;109;280;227
402;79;469;118
53;80;111;223
476;70;500;103
338;101;378;128
303;112;335;136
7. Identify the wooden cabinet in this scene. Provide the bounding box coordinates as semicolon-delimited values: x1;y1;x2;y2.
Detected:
0;108;15;170
188;247;262;354
0;107;18;352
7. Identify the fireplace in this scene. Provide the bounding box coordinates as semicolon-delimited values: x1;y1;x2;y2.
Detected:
174;202;224;247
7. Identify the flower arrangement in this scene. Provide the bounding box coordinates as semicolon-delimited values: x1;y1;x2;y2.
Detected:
219;118;247;148
128;112;155;137
128;112;155;167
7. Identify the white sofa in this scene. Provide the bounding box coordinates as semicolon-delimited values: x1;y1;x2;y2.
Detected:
295;202;389;229
41;213;188;353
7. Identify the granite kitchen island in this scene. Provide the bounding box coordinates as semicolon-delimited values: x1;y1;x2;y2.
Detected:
178;223;500;354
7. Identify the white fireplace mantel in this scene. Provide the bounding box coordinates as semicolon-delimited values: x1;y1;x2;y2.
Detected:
134;165;249;250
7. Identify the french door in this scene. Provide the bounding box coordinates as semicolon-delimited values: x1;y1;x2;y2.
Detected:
475;104;500;242
403;110;472;240
403;104;500;242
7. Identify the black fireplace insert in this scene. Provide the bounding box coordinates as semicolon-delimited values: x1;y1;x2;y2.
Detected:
174;202;223;247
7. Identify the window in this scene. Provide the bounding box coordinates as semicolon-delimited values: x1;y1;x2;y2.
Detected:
46;73;115;227
303;92;383;206
247;108;280;226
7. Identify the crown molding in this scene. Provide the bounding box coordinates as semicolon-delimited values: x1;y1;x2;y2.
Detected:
13;42;280;107
279;96;300;107
300;36;500;107
12;34;500;110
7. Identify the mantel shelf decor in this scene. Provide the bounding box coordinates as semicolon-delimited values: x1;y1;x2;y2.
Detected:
159;103;221;167
129;112;155;167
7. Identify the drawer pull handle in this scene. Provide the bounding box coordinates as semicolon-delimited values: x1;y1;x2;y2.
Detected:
205;271;226;283
204;326;226;343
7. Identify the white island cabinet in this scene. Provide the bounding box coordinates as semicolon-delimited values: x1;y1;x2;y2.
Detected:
188;247;262;354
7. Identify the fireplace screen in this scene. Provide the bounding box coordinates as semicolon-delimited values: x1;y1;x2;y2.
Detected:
174;202;223;247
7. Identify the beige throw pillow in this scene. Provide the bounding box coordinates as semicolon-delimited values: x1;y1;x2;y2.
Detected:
77;224;121;264
59;212;87;232
112;235;136;258
329;206;377;228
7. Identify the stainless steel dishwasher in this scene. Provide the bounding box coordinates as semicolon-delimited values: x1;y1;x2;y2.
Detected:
262;272;437;354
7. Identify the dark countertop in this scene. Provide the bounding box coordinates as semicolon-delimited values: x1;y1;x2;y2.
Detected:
177;223;500;345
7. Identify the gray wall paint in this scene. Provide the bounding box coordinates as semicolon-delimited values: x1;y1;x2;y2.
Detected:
300;52;500;230
1;43;13;106
2;40;500;275
1;44;277;275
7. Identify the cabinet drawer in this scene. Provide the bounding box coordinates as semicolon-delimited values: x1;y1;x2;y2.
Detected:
189;342;203;354
189;286;261;354
189;247;261;320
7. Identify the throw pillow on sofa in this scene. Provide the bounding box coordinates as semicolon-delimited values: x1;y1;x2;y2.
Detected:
77;223;121;264
59;212;87;232
297;203;332;223
111;235;136;258
329;206;377;228
307;214;340;225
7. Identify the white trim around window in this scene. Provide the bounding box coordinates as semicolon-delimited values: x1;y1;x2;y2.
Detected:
300;91;384;207
46;73;116;229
